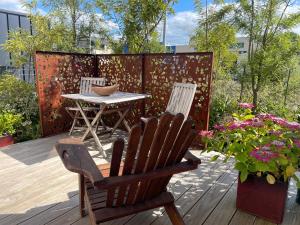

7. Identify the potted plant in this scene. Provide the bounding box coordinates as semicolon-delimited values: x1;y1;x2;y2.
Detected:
0;112;22;147
200;103;300;223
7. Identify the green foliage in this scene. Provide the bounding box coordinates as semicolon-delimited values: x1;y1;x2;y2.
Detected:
0;112;22;136
191;2;237;78
42;0;105;49
2;0;110;68
191;22;237;77
97;0;176;53
209;79;240;128
0;74;40;141
233;0;300;108
202;105;300;186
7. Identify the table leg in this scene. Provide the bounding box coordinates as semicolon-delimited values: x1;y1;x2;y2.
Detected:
76;101;106;156
110;106;131;135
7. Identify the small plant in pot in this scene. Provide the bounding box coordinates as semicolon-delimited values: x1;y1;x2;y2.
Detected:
0;112;22;147
201;103;300;223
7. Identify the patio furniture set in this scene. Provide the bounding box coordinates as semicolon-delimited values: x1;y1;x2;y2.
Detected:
56;77;199;225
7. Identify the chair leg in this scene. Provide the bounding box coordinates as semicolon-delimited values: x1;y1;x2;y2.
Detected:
69;111;79;135
165;203;186;225
79;174;86;217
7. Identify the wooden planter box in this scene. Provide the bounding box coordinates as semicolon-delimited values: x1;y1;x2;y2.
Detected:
0;135;14;147
236;175;289;224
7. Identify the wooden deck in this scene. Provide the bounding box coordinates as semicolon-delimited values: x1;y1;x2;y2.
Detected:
0;133;299;225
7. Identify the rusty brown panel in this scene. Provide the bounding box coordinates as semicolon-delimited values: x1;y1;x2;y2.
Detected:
144;53;213;134
35;52;97;136
97;55;143;126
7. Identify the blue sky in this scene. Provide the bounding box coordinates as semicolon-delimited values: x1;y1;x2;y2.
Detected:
0;0;299;45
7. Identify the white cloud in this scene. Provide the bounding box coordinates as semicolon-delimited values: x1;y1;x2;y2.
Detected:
0;0;26;13
158;11;199;46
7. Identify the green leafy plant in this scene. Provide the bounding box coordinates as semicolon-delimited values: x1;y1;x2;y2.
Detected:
0;112;22;136
201;103;300;187
0;74;40;141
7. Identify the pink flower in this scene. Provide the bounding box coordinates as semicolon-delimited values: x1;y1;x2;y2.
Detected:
285;122;300;130
238;103;255;109
240;120;252;128
250;145;279;162
294;139;300;148
214;124;225;131
271;140;285;148
271;117;288;126
269;130;282;136
228;122;241;130
199;130;214;139
257;113;276;120
251;118;264;127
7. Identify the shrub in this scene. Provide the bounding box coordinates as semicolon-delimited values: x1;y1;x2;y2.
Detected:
0;74;40;141
0;112;22;136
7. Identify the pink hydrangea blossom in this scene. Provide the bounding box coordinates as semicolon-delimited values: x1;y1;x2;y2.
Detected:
269;130;282;136
257;113;276;120
250;145;279;162
199;130;214;139
271;140;285;148
228;122;241;130
238;103;255;109
294;139;300;148
214;124;225;131
285;122;300;130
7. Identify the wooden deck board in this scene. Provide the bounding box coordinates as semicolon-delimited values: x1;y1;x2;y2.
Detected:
0;133;299;225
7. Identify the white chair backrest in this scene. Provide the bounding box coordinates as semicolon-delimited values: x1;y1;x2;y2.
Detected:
166;82;197;120
80;77;106;94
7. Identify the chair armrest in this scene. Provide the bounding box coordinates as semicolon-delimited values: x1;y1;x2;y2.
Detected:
93;161;198;189
184;151;201;165
55;138;104;185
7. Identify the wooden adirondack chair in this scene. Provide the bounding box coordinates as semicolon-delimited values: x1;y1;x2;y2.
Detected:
55;112;201;225
66;77;106;135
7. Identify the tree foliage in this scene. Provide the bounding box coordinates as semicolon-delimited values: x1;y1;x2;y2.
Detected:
232;0;300;108
191;2;237;78
97;0;177;53
2;0;109;68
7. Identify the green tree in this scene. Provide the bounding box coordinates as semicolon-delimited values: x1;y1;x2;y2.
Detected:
232;0;300;109
42;0;103;49
191;2;237;78
2;1;72;68
97;0;177;53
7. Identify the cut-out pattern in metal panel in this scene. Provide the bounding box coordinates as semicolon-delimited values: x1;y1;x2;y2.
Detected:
97;55;143;126
144;53;213;132
35;52;96;136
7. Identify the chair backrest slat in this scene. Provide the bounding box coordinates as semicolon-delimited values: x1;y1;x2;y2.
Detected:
80;77;106;94
109;112;196;207
106;139;124;207
114;125;142;207
166;83;197;120
125;117;158;205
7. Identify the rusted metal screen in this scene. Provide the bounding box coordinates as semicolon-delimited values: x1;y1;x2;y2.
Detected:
97;55;143;126
35;52;97;136
144;53;213;131
35;51;213;138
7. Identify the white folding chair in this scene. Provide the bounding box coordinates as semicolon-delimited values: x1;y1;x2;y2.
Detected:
166;82;197;120
66;77;106;135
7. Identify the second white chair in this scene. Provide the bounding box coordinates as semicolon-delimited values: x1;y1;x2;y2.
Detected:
67;77;106;135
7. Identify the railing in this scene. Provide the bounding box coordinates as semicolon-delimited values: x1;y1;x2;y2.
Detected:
0;65;35;83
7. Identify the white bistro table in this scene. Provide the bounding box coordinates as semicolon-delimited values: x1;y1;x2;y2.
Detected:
61;92;150;156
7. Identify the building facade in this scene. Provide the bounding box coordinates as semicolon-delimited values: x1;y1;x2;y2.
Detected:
0;8;34;82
